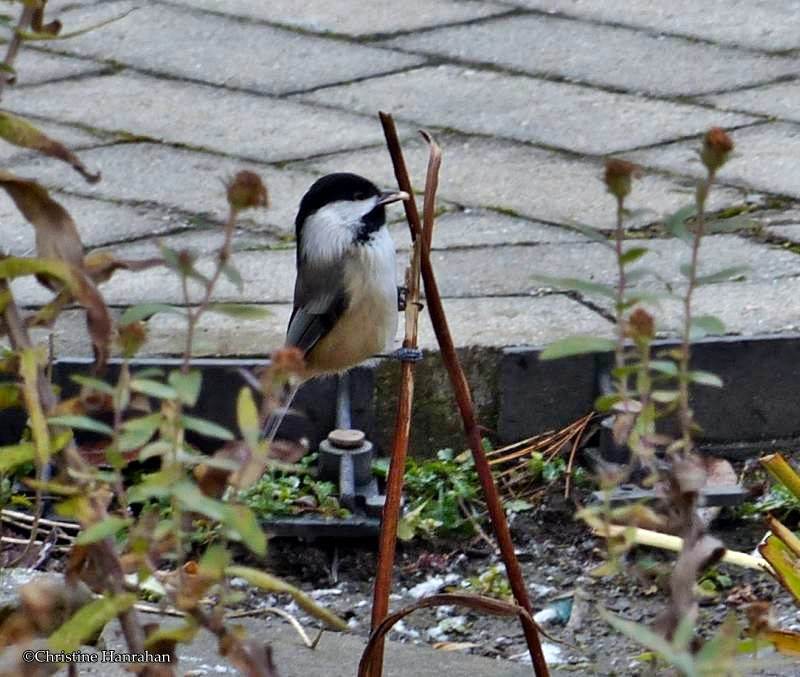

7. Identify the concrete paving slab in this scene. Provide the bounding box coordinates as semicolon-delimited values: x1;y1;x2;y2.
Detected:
8;143;323;235
511;0;800;52
382;14;799;97
10;47;107;86
171;0;509;37
705;81;800;125
390;209;590;249
41;2;424;95
104;228;283;260
20;234;794;309
628;122;800;200
0;193;190;256
25;293;614;359
301;134;745;229
295;65;755;155
594;276;800;337
4;73;409;163
767;224;800;243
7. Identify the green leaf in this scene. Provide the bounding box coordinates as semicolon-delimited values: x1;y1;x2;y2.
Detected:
75;516;132;545
649;360;678;376
224;504;267;556
48;415;113;436
221;262;244;292
690;315;726;339
0;442;36;472
689;370;723;388
705;214;758;234
599;607;695;675
181;415;234;440
119;413;162;451
566;222;614;248
119;302;182;326
207;303;271;319
0;383;20;410
144;620;199;651
682;265;749;285
168;369;202;407
504;499;534;513
532;274;615;298
237;386;260;449
664;204;696;242
130;378;178;399
226;565;348;631
540;336;616;360
620;247;649;266
651;390;679;403
71;374;114;394
594;393;621;412
48;593;137;653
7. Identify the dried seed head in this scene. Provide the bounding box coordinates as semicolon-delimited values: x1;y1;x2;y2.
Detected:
271;346;305;376
227;170;269;211
700;127;734;172
117;320;147;358
626;307;655;340
604;159;641;201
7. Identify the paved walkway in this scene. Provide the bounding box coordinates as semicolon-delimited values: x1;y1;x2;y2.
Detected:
2;0;799;358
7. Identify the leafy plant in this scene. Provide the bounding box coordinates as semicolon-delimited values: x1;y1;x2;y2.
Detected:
464;564;512;601
242;454;351;521
0;5;343;673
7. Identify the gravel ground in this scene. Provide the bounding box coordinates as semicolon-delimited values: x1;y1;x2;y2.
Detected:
252;489;800;676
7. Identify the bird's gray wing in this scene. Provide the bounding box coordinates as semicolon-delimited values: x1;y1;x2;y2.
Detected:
286;259;348;355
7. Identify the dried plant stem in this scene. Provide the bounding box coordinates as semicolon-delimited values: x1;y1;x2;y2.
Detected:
367;116;430;677
0;3;34;99
596;524;770;573
384;119;548;675
613;195;628;387
564;414;592;499
181;206;238;372
677;171;714;453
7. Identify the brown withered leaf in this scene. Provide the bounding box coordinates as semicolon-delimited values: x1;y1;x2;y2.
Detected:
30;3;61;37
0;112;98;182
0;173;112;369
0;170;84;270
76;271;112;372
653;533;725;641
83;250;164;284
218;635;277;677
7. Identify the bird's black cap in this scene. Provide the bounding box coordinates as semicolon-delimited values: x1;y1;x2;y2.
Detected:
295;173;382;234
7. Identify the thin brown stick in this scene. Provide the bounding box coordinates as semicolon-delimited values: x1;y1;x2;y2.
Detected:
564;413;593;499
0;3;34;99
413;131;549;675
367;117;432;677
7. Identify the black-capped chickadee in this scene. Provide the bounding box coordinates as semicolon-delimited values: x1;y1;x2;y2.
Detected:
285;172;409;376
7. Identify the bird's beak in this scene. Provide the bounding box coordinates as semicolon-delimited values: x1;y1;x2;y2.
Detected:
376;190;409;206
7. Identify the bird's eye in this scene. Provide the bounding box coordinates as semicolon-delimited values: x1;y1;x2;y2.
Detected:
353;192;367;201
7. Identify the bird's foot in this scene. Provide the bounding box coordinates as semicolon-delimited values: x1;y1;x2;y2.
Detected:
392;347;424;363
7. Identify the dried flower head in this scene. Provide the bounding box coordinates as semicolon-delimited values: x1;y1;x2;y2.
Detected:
604;159;641;201
626;307;655;340
700;127;734;173
227;170;269;211
271;346;305;376
117;320;147;358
